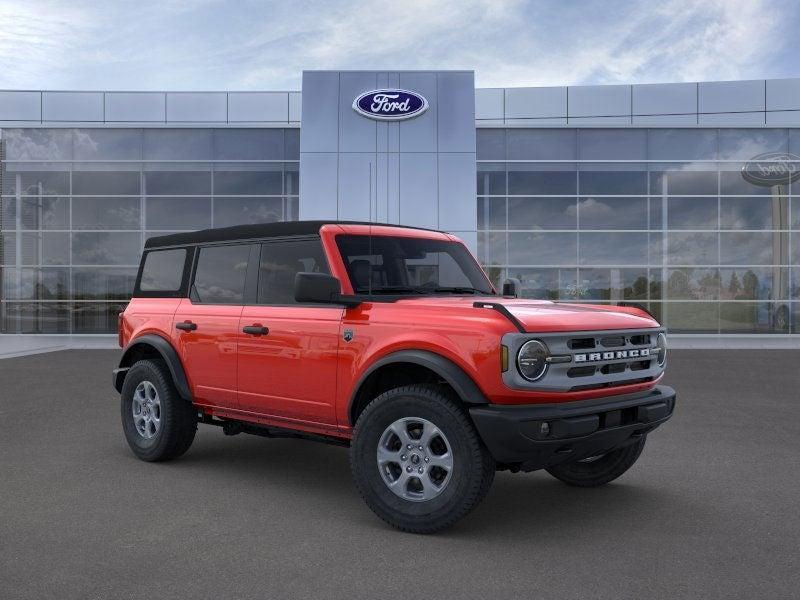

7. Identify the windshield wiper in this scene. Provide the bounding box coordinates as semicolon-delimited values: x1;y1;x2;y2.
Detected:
361;286;427;295
430;287;490;295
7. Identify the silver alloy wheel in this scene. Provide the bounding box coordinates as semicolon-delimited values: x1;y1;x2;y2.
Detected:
377;417;454;502
132;380;162;440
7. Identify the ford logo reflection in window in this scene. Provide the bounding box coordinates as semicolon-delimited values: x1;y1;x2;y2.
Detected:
352;89;428;121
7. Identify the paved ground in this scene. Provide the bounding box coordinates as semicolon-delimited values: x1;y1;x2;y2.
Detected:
1;350;798;600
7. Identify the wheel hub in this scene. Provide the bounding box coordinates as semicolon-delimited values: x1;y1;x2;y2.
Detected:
132;380;161;440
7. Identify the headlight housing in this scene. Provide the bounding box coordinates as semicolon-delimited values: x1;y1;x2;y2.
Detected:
656;332;667;367
517;339;549;381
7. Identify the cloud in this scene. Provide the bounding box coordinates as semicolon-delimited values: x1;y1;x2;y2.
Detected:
0;0;795;91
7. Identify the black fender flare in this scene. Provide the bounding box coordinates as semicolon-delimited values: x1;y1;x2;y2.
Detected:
349;349;489;424
115;334;193;401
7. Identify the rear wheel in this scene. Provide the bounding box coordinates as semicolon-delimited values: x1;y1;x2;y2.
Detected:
121;359;197;462
350;385;494;534
545;436;647;487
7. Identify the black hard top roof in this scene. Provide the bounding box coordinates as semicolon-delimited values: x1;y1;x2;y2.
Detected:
144;221;441;249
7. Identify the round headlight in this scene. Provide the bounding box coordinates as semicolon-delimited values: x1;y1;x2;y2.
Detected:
656;332;667;367
517;340;549;381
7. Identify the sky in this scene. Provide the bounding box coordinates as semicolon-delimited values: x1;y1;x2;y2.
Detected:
0;0;798;91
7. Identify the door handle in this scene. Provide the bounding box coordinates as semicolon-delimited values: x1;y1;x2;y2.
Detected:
175;321;198;331
242;325;269;336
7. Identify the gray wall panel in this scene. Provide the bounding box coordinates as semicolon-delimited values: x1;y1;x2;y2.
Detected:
632;114;698;125
288;92;302;122
766;110;800;126
766;78;800;111
437;72;476;152
632;82;696;115
0;91;41;121
300;72;339;152
569;115;631;125
228;92;288;122
339;72;377;152
699;80;765;113
105;92;165;122
337;153;374;221
298;153;338;220
569;85;631;117
166;92;226;122
398;72;438;152
42;92;103;121
476;88;504;120
438;153;477;231
505;86;567;119
399;153;438;228
698;111;765;125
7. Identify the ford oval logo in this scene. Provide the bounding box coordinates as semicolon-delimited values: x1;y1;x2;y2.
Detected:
352;89;428;121
741;152;800;187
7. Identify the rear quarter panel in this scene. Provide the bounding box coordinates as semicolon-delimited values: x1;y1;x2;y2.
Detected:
121;298;183;348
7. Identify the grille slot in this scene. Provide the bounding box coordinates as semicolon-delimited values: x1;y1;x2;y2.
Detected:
600;362;626;375
599;336;625;347
568;337;595;350
630;360;651;371
630;334;651;346
568;366;596;378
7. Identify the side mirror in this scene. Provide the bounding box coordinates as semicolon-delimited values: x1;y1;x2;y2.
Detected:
294;272;360;307
502;277;521;298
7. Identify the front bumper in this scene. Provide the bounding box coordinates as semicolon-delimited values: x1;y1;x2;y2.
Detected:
469;385;676;472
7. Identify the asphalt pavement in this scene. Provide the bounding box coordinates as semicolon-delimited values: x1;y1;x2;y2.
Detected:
1;349;798;599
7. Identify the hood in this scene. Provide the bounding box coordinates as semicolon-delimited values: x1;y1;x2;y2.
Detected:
396;296;660;332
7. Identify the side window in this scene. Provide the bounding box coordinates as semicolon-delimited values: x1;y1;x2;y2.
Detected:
192;244;251;304
258;238;329;305
139;248;187;292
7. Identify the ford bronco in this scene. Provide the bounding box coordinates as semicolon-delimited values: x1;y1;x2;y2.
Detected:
114;221;675;533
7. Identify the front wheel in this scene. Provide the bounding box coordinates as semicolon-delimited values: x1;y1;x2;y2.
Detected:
350;385;494;534
545;436;647;487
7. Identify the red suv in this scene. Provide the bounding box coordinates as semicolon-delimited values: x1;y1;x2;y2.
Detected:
114;221;674;533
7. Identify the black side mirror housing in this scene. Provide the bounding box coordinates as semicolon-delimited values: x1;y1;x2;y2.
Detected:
295;272;360;307
502;277;521;298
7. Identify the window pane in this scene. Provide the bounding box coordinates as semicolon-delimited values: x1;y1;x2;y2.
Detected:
477;129;506;160
72;302;128;334
477;232;506;266
213;170;282;195
508;197;576;230
578;197;647;230
648;129;718;161
20;197;70;230
74;267;138;300
579;129;646;160
143;129;213;160
258;239;329;304
509;232;576;265
139;249;186;292
666;268;720;300
145;197;211;230
1;302;71;333
508;170;576;195
667;232;718;265
579;171;647;195
578;268;649;301
720;169;775;195
72;232;141;265
285;129;300;159
666;302;719;333
649;170;717;195
214;129;284;160
73;129;142;160
3;129;72;160
12;170;70;196
508;268;577;301
72;171;140;195
507;129;575;160
719;302;774;333
720;232;777;265
477;164;506;195
720;197;782;230
213;197;283;227
193;244;250;304
144;171;211;195
718;129;788;160
667;197;718;230
20;232;70;265
578;233;648;266
2;267;69;300
477;197;506;230
719;267;785;301
72;197;140;230
284;163;298;196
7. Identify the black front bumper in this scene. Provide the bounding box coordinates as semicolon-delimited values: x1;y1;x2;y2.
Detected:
469;385;676;472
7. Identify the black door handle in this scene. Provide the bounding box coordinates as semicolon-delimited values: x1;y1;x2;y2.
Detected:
242;325;269;336
175;321;197;331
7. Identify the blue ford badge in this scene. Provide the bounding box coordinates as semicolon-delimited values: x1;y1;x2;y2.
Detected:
352;89;428;121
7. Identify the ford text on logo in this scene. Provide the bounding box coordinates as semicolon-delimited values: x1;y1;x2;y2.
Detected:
741;152;800;187
574;348;651;363
352;89;428;121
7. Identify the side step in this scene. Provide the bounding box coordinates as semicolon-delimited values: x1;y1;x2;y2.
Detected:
199;413;349;448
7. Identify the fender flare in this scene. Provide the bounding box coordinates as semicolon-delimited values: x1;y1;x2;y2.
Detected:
349;349;489;424
115;334;193;401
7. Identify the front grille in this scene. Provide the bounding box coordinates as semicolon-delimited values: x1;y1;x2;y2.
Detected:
503;327;665;393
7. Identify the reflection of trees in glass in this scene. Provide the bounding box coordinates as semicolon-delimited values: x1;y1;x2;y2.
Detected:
668;268;718;300
728;271;741;296
629;276;648;300
742;270;759;300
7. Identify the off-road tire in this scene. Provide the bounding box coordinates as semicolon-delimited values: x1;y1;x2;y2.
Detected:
545;435;647;487
350;384;495;534
121;359;197;462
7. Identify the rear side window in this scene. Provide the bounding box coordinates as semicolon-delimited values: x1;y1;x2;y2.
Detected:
258;238;329;304
192;244;251;304
139;249;187;292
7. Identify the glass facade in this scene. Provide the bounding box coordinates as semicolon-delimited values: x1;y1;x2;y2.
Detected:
477;128;800;334
0;128;299;333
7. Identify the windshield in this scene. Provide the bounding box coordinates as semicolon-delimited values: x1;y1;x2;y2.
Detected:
336;235;495;296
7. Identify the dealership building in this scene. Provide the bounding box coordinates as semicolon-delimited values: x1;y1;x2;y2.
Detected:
1;70;799;350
